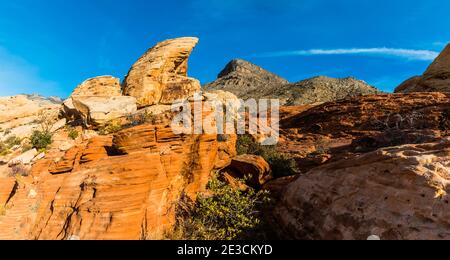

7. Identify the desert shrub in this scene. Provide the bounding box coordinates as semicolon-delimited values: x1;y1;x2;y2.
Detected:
8;164;30;177
5;136;21;148
237;135;298;177
67;127;79;140
0;205;6;216
0;142;9;156
127;111;157;126
30;130;52;150
99;119;123;135
167;175;271;240
28;110;57;150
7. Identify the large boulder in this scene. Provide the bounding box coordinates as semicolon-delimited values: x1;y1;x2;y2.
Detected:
122;37;201;107
273;139;450;240
396;44;450;93
71;76;122;97
71;96;137;127
221;155;273;189
63;76;126;123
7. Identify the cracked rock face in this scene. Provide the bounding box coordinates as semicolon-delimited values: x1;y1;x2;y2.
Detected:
273;140;450;240
396;44;450;93
0;124;237;240
122;37;201;108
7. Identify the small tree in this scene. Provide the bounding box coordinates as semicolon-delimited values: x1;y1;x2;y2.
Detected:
30;110;58;150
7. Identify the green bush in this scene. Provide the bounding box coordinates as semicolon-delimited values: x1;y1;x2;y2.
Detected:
5;136;21;147
167;174;271;240
31;130;52;150
99;119;123;135
0;142;9;156
68;127;79;140
237;135;298;177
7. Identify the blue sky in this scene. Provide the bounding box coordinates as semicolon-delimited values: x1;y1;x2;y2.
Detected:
0;0;449;98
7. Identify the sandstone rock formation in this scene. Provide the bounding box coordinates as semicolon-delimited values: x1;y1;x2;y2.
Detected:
278;92;450;174
0;95;61;140
71;76;122;97
221;155;272;189
0;122;237;240
204;59;381;105
63;76;135;126
71;96;137;127
396;44;450;93
273;139;450;240
123;37;201;107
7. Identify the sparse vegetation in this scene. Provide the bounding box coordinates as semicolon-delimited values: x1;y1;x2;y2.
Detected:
127;111;157;126
167;174;271;240
8;164;30;177
67;127;79;140
31;130;52;150
29;110;58;150
0;135;23;156
0;205;6;216
237;135;298;177
99;119;123;135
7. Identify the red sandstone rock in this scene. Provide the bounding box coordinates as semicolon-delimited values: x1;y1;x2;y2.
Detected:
273;139;450;240
222;155;273;188
0;123;236;240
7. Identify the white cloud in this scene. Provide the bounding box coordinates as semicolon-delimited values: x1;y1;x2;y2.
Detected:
0;46;59;96
255;47;439;61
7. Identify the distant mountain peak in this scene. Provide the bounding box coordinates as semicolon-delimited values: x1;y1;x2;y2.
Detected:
216;59;288;83
204;59;382;105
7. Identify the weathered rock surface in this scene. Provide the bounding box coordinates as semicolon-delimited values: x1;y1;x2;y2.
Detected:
221;155;272;188
0;95;61;140
71;76;122;97
64;76;134;126
279;92;450;174
396;44;450;93
123;37;201;107
273;140;450;240
0;123;236;240
8;149;38;166
71;96;137;127
204;59;381;105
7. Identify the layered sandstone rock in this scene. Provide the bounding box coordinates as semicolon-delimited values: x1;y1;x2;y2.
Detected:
123;37;201;107
273;140;450;240
71;76;122;97
71;96;137;127
396;44;450;93
0;123;236;240
279;92;450;174
64;76;135;126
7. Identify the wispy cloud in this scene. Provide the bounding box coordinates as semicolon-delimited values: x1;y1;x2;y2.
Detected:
254;47;439;61
0;46;59;97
